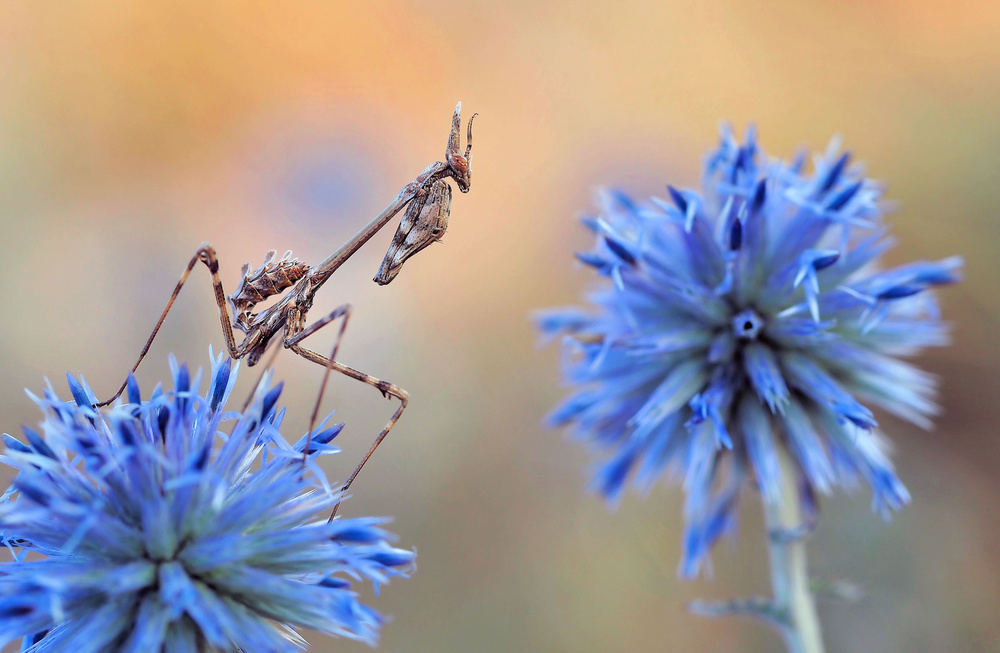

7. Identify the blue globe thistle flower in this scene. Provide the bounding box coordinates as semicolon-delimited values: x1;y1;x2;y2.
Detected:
538;126;962;578
0;351;415;651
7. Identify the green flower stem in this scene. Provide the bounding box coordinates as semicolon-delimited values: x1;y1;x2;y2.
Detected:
764;451;824;653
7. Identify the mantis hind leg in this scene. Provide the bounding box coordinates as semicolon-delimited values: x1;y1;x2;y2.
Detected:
95;244;244;408
284;304;409;521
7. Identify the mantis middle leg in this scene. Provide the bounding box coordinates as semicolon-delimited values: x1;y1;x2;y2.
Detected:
283;305;409;520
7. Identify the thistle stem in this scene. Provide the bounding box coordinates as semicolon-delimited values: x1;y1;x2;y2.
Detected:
764;453;824;653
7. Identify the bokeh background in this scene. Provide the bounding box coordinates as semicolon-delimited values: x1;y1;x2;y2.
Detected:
1;1;998;651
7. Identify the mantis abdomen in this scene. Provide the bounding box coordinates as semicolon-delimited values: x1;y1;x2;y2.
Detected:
229;250;310;334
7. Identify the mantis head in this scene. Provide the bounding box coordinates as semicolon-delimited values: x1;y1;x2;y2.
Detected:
445;102;476;193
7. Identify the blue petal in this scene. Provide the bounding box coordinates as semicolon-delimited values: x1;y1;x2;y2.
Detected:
738;396;781;503
781;352;877;430
65;373;93;410
127;374;142;406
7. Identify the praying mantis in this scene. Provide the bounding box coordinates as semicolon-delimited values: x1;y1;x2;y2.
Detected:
95;103;476;518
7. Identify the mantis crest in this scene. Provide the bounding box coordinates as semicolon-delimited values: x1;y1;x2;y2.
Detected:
97;103;477;518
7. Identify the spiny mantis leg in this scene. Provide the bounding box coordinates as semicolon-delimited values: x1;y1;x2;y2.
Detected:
95;243;246;408
283;308;408;521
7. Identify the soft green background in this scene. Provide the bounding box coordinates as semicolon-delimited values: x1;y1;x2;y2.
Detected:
0;1;998;651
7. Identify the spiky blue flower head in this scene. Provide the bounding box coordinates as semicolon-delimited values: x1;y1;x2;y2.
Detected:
0;351;416;651
537;126;962;578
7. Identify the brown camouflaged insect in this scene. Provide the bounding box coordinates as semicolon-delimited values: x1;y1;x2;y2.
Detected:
96;103;476;518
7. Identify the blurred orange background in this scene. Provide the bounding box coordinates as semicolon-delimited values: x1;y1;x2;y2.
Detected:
1;1;998;651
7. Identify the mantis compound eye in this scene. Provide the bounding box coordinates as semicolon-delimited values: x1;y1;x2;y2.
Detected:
449;154;469;174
